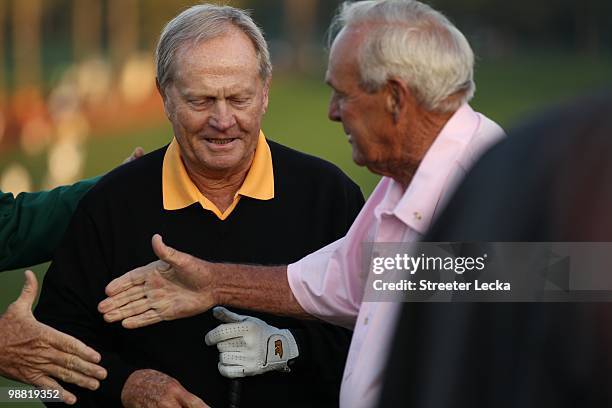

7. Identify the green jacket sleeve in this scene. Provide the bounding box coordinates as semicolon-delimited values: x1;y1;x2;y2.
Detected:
0;176;100;271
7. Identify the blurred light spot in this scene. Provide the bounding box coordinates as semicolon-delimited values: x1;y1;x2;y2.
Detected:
0;163;32;194
20;116;53;156
55;111;90;143
48;78;81;121
120;53;155;104
48;139;85;185
77;58;112;104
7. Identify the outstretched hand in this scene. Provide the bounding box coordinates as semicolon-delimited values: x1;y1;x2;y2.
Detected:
98;234;215;329
0;271;107;405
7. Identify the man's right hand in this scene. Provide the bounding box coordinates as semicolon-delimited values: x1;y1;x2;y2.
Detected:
98;234;216;329
98;234;304;329
121;369;209;408
0;271;107;405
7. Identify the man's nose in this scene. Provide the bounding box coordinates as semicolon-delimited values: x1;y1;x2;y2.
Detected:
209;101;237;131
328;96;341;122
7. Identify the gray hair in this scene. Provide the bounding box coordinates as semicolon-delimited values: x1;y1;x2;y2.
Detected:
330;0;475;112
155;4;272;90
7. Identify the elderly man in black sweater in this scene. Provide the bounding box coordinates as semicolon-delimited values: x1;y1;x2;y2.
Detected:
35;4;363;408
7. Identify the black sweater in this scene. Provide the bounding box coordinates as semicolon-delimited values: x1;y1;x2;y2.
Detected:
35;140;364;407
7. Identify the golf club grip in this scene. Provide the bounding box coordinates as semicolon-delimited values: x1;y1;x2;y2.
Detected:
228;379;242;408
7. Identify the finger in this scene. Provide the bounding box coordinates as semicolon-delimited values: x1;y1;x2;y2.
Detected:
133;147;145;159
103;298;151;323
205;323;250;346
212;306;247;324
44;348;107;380
218;363;246;379
105;266;149;296
47;327;102;363
98;284;146;314
215;337;247;353
122;309;162;329
41;363;100;391
32;376;77;405
219;352;247;366
15;270;38;309
123;147;145;164
152;234;191;269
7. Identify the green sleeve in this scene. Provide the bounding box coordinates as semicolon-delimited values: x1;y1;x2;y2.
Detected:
0;176;100;271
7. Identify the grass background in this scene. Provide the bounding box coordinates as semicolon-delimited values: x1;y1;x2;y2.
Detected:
0;54;611;406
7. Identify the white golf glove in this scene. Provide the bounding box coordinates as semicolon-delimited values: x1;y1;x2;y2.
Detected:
204;306;299;378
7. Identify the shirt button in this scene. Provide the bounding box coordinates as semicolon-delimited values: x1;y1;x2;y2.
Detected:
414;211;422;221
364;317;369;325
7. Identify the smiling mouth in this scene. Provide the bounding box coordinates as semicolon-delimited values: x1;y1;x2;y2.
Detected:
205;138;237;145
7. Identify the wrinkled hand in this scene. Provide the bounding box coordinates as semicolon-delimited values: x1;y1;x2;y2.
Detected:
98;234;215;329
0;271;107;405
121;369;209;408
205;307;299;378
123;147;145;164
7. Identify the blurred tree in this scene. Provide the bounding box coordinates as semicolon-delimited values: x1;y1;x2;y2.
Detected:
73;0;102;61
0;0;5;102
13;0;43;91
575;0;608;55
108;0;139;69
140;0;197;52
283;0;319;73
432;0;612;56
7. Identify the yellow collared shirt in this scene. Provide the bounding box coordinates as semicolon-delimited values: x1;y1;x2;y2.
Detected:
162;131;274;220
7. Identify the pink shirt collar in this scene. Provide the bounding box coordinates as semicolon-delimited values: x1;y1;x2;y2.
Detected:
376;104;482;234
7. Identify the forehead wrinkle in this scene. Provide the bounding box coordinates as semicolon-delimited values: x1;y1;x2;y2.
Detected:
171;26;260;90
174;58;260;97
180;62;256;78
176;27;259;71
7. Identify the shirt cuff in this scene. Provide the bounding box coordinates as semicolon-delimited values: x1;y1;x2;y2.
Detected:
287;260;321;319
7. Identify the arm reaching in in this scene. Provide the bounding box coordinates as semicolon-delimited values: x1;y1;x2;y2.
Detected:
0;146;145;272
0;271;107;405
98;234;310;329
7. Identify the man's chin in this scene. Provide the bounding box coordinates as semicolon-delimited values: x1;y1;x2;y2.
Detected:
351;151;367;167
200;160;243;173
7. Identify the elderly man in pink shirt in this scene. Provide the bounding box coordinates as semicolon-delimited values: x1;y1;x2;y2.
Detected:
99;0;504;406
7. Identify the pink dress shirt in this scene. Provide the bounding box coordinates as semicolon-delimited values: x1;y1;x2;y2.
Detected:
287;104;505;407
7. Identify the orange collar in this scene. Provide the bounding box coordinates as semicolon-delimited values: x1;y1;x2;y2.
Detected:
162;131;274;220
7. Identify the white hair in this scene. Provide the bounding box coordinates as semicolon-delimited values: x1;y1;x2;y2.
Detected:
155;4;272;90
330;0;475;112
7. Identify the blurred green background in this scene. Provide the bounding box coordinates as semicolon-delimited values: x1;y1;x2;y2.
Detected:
0;0;611;405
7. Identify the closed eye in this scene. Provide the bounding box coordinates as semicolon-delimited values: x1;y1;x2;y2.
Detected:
188;97;214;108
230;97;251;108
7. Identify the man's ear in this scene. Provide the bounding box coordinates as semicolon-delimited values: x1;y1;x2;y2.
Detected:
385;78;409;123
262;77;271;114
156;78;171;118
156;78;164;99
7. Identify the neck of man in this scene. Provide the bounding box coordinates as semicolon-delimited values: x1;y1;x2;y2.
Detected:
182;155;254;213
388;108;456;190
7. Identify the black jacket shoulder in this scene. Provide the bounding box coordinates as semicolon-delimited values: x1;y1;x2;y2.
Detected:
267;139;362;196
79;145;168;209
